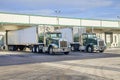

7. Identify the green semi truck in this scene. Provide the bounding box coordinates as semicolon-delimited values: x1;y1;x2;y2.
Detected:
37;32;70;55
71;33;106;53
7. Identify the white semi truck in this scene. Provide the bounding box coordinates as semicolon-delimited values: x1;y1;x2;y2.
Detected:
7;26;70;55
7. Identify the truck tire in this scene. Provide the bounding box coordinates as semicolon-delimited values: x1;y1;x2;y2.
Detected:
13;46;18;51
64;52;69;55
71;46;74;51
8;46;13;51
39;49;43;53
48;46;54;55
32;46;36;53
86;46;93;53
8;45;18;51
36;46;40;53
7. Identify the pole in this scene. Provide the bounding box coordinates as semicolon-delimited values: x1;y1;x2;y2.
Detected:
117;16;120;47
117;16;120;27
43;25;46;46
5;30;8;50
92;27;94;33
55;10;61;30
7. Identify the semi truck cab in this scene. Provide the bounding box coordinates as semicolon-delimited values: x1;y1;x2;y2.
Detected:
37;32;70;55
81;33;106;53
71;33;106;53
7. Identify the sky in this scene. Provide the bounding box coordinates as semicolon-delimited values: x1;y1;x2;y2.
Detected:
0;0;120;20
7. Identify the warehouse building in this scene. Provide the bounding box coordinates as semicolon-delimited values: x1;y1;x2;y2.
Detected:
0;12;120;49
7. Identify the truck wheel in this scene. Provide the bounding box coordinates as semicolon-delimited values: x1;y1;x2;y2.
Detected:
32;46;36;53
13;46;18;51
8;46;13;51
36;46;40;53
64;52;69;55
86;46;93;53
39;49;43;53
48;47;54;55
36;46;43;53
71;46;74;51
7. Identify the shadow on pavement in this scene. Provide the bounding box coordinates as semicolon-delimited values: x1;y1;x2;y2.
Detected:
0;50;120;66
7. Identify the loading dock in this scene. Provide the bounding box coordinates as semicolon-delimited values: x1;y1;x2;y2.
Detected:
0;12;120;49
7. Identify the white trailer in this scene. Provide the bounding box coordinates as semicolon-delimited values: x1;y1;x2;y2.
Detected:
58;27;86;41
7;26;70;54
7;27;38;51
58;28;73;43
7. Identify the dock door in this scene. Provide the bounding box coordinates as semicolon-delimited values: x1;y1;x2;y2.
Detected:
0;35;4;50
105;32;113;47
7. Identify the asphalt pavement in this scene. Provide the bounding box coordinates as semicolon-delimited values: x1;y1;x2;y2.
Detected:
0;48;120;80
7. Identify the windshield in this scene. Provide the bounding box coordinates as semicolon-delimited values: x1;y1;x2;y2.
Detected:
88;34;96;38
46;33;62;38
82;33;97;39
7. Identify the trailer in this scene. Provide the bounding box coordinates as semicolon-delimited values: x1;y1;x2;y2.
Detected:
7;26;70;55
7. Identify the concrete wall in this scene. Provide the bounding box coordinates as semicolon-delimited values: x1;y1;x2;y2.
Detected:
0;13;120;30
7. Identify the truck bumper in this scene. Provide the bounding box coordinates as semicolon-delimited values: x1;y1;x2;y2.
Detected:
53;47;70;53
94;46;106;52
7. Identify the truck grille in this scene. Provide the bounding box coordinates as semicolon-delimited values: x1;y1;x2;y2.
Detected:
60;41;67;47
99;41;104;46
